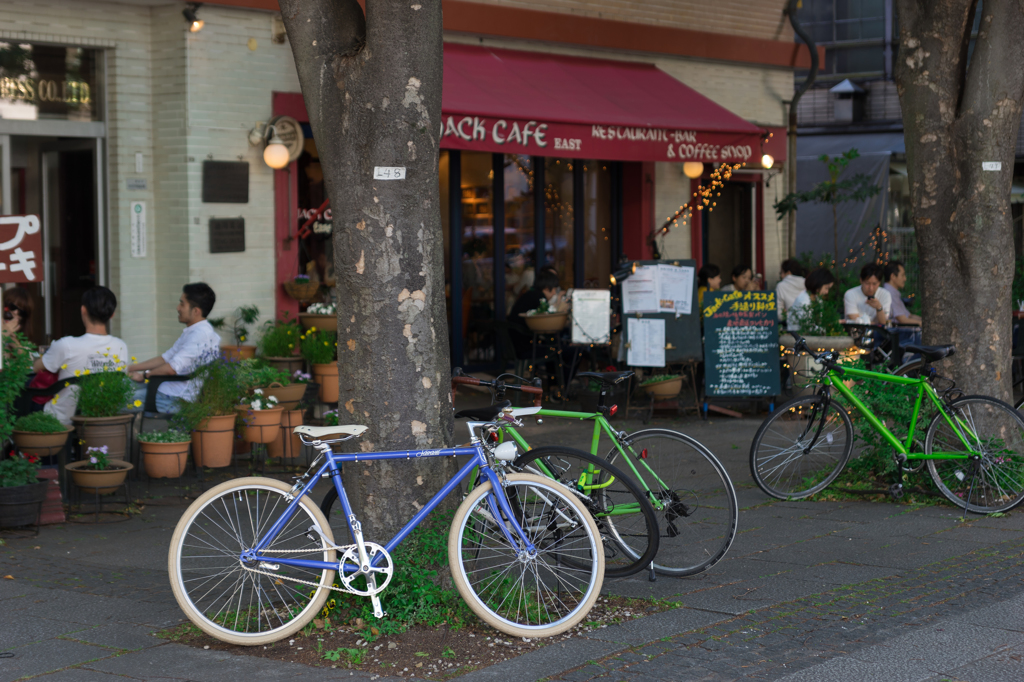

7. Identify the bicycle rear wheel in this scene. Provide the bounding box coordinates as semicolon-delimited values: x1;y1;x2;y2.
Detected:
449;472;603;638
513;446;659;579
749;394;854;499
608;429;738;577
168;477;336;645
925;396;1024;513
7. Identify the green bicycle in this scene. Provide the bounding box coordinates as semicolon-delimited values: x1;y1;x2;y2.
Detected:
453;370;739;578
751;334;1024;514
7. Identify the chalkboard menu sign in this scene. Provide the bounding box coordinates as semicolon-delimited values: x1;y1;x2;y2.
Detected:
702;290;780;397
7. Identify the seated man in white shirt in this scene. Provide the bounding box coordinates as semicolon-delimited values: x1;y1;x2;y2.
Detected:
775;259;806;323
127;283;220;413
33;287;130;425
843;263;891;326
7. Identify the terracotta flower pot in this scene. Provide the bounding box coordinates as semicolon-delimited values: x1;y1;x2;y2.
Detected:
521;311;568;333
140;440;191;478
264;356;304;375
267;409;305;460
643;378;682;399
299;313;335;331
312;363;339;403
221;345;257;361
66;460;133;495
72;414;134;462
262;382;307;411
191;414;237;468
235;405;284;444
0;480;49;528
12;428;74;459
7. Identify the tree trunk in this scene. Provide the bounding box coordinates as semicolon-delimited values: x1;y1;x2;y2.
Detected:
279;0;455;541
895;0;1024;400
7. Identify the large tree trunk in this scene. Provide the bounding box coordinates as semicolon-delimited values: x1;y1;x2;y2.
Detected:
895;0;1024;400
279;0;455;541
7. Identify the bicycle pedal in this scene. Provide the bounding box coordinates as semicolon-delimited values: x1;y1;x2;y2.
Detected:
371;595;385;619
888;483;904;500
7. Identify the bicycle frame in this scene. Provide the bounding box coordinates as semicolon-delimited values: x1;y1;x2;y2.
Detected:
499;408;671;511
247;444;535;574
824;365;979;461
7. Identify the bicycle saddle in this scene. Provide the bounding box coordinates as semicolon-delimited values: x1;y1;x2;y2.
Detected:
293;424;368;438
454;400;512;421
576;371;634;385
902;343;956;362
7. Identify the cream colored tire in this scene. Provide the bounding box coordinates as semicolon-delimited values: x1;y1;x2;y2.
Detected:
168;477;336;645
448;472;604;638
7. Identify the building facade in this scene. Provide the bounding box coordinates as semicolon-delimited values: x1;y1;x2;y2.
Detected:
0;0;810;366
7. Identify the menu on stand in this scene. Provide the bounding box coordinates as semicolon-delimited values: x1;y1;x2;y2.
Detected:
702;290;780;397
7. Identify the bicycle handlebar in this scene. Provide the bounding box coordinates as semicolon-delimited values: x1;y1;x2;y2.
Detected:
451;368;543;407
788;333;843;376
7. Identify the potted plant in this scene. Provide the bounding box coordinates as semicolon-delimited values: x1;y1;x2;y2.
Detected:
66;445;133;495
267;385;308;461
283;273;321;304
0;454;48;528
238;359;306;410
301;328;338;403
521;298;568;333
781;295;855;394
257;313;304;374
642;374;683;399
175;356;244;468
12;412;74;460
211;304;260;361
71;367;138;462
299;301;336;331
138;429;192;478
235;389;283;444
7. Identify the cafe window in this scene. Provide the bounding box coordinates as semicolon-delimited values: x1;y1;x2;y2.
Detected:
0;42;101;121
503;155;535;315
582;161;613;289
544;158;574;291
462;152;496;363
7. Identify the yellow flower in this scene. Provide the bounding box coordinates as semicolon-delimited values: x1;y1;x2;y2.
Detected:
64;382;70;387
144;379;149;384
131;356;137;362
323;342;328;346
240;335;246;342
134;400;142;408
310;326;317;332
74;370;81;377
288;344;293;348
61;364;68;369
113;355;120;362
51;397;58;405
83;370;90;375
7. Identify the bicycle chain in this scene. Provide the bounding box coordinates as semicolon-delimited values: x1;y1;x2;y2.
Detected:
237;536;367;594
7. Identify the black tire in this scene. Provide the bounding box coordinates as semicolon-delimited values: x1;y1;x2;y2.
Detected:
925;396;1024;514
608;429;738;577
893;358;925;378
750;394;854;500
511;446;660;579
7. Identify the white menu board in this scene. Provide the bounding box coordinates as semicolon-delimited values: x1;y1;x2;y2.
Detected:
571;290;611;344
626;318;666;367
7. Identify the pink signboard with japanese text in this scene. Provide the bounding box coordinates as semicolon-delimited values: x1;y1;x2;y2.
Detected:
0;215;43;283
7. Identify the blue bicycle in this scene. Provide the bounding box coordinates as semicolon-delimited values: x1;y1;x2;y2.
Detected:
168;405;605;645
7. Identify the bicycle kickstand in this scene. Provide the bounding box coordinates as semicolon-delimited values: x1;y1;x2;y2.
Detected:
648;561;657;583
962;456;981;522
889;454;906;500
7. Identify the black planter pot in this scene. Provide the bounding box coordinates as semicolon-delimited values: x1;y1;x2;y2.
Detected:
0;479;49;528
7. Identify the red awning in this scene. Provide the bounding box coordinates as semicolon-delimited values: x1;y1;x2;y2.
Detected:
441;44;767;164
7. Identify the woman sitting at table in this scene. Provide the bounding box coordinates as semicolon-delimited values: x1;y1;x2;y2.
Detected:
720;264;758;292
787;268;836;332
696;264;721;309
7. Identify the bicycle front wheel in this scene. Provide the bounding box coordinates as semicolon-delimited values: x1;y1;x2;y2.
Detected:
449;472;603;638
514;446;659;579
750;394;854;499
168;477;336;645
925;396;1024;513
608;429;738;577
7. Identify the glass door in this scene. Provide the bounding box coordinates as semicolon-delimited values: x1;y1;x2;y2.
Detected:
0;134;10;216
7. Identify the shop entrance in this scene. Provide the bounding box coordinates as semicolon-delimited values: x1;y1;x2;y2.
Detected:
0;135;102;344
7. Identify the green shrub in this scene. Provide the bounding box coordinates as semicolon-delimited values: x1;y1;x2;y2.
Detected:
236;359;291;393
13;412;67;434
0;454;41;488
258;314;301;357
0;333;35;444
76;370;137;418
300;329;337;365
641;374;678;386
138;429;191;443
796;295;845;337
173;356;246;432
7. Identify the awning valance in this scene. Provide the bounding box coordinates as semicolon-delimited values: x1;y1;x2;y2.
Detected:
441;44;767;164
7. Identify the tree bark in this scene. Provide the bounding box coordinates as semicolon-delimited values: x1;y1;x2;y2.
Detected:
278;0;455;541
895;0;1024;400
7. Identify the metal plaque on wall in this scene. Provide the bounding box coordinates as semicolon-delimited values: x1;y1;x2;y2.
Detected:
202;161;249;203
209;218;245;253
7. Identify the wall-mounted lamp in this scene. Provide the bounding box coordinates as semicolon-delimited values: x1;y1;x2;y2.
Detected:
609;269;630;286
183;3;204;32
262;127;290;169
248;116;303;170
682;161;704;179
761;154;775;169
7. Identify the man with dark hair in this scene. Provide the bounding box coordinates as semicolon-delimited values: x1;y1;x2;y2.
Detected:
775;258;806;322
508;270;561;359
883;261;922;326
127;283;219;413
33;286;130;425
843;263;891;325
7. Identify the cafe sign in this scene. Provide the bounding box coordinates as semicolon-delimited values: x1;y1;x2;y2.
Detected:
439;113;760;164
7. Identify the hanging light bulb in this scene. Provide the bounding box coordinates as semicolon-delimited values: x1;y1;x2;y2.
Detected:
683;162;704;179
263;127;290;169
761;154;775;169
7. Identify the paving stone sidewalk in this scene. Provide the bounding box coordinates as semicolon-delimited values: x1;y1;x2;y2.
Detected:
4;414;1024;681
